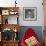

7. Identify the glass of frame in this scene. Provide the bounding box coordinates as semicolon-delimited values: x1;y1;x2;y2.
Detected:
8;15;18;24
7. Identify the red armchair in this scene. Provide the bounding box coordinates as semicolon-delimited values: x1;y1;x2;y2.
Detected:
21;28;41;46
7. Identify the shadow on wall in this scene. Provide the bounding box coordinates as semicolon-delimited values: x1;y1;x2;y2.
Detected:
18;26;43;44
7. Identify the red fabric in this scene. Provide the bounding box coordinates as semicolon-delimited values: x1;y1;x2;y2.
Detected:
21;28;41;46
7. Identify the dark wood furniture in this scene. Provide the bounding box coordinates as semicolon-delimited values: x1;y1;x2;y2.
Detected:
0;7;19;46
0;41;2;46
2;41;19;46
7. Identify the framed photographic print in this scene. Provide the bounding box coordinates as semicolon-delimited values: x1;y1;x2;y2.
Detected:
23;7;37;21
2;10;9;15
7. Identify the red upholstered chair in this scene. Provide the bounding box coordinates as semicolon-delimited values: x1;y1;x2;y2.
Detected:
21;28;41;46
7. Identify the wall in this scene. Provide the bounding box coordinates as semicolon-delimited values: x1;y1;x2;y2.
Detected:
18;0;44;26
0;0;44;26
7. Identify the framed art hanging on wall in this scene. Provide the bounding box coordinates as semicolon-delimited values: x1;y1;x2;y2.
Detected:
23;7;37;21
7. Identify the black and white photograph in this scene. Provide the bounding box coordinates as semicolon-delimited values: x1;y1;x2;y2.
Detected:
23;7;37;21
